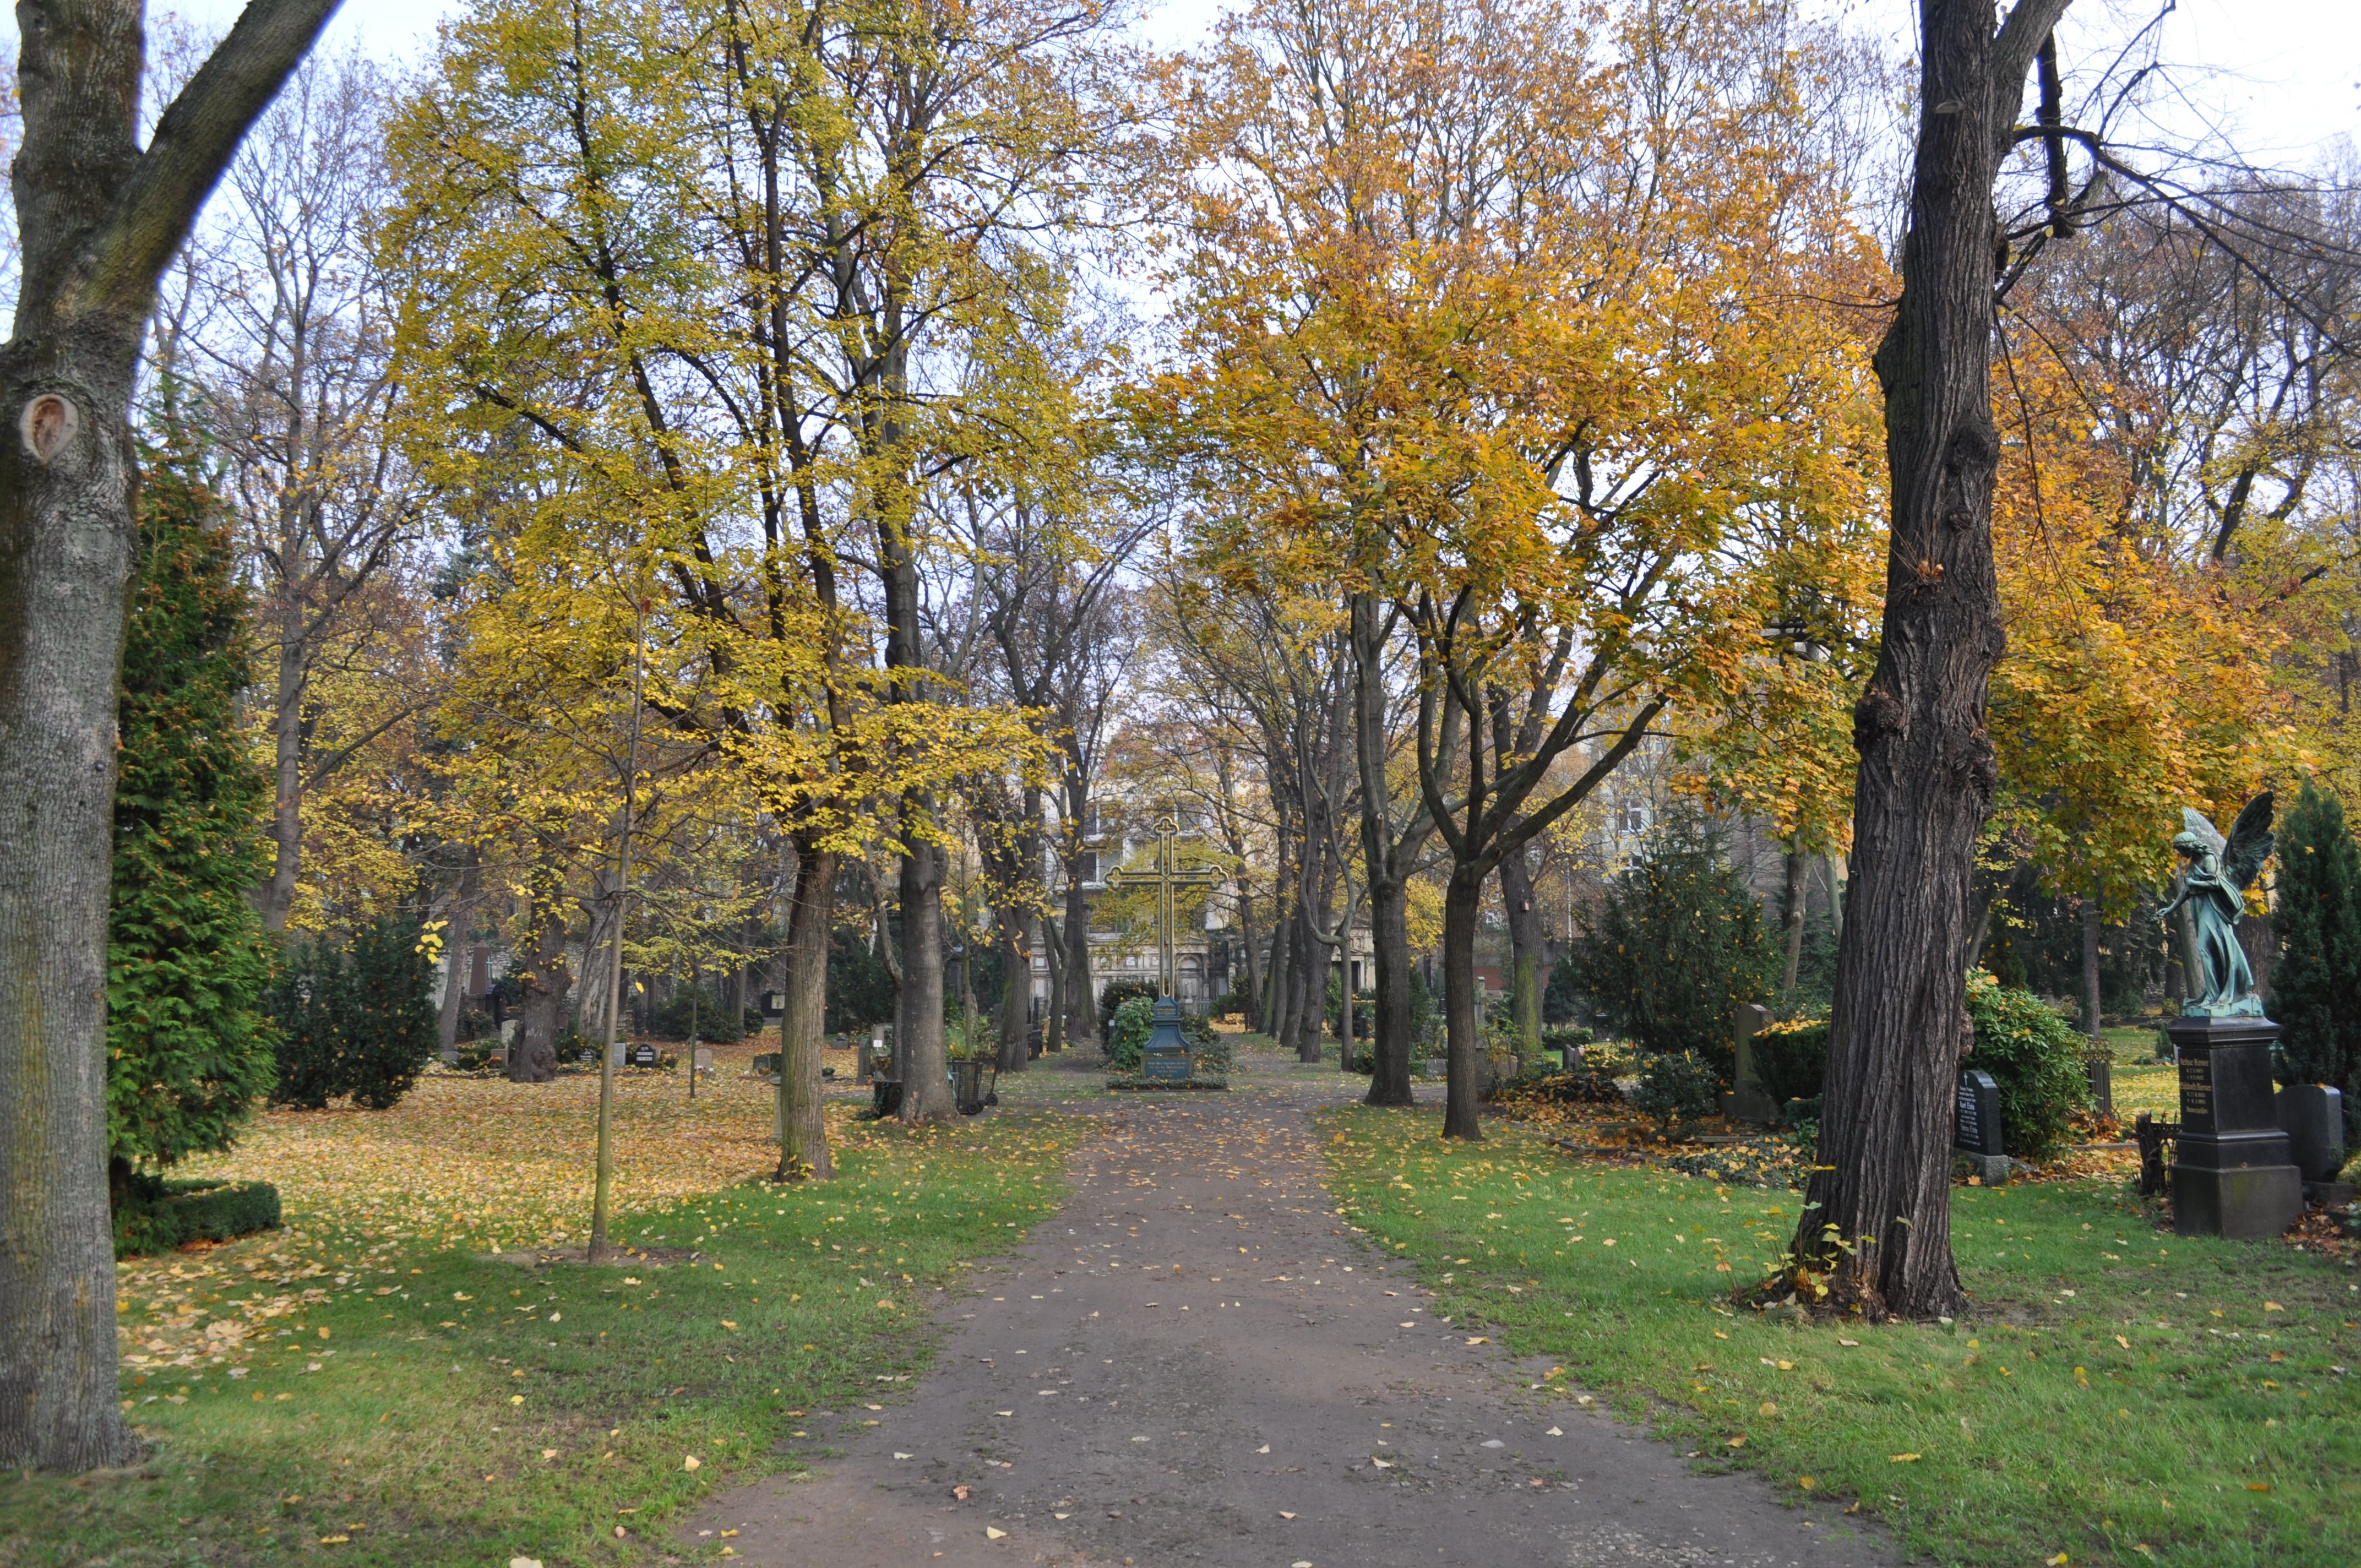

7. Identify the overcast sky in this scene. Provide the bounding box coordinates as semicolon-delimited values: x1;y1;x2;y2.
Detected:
119;0;2356;168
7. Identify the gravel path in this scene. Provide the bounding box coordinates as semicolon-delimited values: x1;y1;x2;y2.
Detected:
689;1065;1894;1567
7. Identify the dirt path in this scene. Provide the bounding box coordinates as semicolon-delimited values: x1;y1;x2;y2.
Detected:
690;1066;1892;1567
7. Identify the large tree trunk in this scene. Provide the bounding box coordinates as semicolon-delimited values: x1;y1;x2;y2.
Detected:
1781;847;1809;993
1351;590;1426;1107
897;831;954;1121
1789;0;2063;1320
1062;863;1096;1051
1440;865;1485;1140
1364;873;1417;1106
572;865;622;1043
1042;911;1067;1053
1500;845;1544;1052
511;902;567;1084
997;908;1031;1073
2081;893;2104;1041
262;629;304;929
776;840;835;1179
1234;884;1264;1028
0;0;342;1472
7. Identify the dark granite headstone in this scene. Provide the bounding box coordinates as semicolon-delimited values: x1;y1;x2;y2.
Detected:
2167;1015;2302;1238
629;1042;659;1069
1954;1070;2004;1157
2275;1084;2347;1183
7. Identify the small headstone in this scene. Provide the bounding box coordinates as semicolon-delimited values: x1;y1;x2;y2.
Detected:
1955;1069;2009;1184
1423;1058;1447;1078
1731;1003;1776;1123
578;1047;598;1065
694;1046;714;1071
2276;1084;2349;1205
629;1042;659;1069
763;990;785;1019
1954;1070;2004;1156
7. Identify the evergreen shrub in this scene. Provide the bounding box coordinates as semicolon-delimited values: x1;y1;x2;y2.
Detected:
2272;780;2361;1142
1964;970;2091;1159
265;917;439;1109
1631;1050;1722;1132
113;1175;281;1257
107;450;276;1185
1107;994;1155;1072
1566;808;1776;1076
1748;1017;1830;1109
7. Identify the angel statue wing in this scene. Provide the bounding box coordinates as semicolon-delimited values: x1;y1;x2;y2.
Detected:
2180;806;2227;859
2222;792;2276;892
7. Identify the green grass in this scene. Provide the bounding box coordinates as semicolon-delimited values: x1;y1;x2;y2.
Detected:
1321;1106;2361;1568
0;1113;1082;1568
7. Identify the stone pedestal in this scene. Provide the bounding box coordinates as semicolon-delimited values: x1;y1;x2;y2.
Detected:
2168;1015;2302;1239
1142;998;1191;1081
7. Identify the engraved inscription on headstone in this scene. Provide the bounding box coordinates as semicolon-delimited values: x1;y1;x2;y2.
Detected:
629;1042;659;1069
1954;1070;2004;1157
2178;1053;2213;1129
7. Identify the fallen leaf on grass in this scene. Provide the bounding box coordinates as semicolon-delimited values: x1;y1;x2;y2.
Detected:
2247;1483;2271;1493
1725;1435;1746;1449
1838;1339;1859;1347
683;1455;701;1471
1890;1453;1921;1463
1798;1477;1816;1490
319;1537;350;1547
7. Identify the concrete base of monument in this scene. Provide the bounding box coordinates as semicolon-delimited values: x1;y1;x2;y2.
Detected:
2304;1180;2355;1209
2171;1158;2303;1239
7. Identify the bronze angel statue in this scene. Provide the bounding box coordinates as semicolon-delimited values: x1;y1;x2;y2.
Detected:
2156;794;2274;1016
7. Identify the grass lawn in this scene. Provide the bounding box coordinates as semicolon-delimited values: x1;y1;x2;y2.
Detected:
0;1056;1081;1568
1321;1106;2361;1568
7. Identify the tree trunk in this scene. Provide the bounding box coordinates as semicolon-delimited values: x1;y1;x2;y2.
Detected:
897;831;954;1121
262;629;304;930
1364;873;1417;1107
997;908;1031;1072
1440;865;1485;1140
1788;0;2061;1320
776;840;835;1179
1781;848;1809;993
512;902;567;1084
2081;893;2104;1041
1500;846;1544;1052
1062;863;1096;1052
1235;882;1264;1029
1294;912;1324;1063
0;318;144;1473
1043;911;1067;1053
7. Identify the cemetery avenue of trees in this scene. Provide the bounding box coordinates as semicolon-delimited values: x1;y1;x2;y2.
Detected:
1;0;2358;1490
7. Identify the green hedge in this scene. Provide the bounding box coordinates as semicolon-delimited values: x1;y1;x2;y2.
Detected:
1749;1017;1830;1108
113;1177;281;1258
1964;970;2091;1159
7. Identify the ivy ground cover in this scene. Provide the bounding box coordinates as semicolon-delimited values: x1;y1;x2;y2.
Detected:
1321;1106;2360;1568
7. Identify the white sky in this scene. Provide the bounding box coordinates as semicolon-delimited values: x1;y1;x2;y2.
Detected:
111;0;2355;169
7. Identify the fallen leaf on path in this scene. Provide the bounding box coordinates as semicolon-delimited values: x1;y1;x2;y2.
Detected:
986;1527;1007;1539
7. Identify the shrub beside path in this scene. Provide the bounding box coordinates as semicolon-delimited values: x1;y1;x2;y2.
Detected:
693;1069;1887;1566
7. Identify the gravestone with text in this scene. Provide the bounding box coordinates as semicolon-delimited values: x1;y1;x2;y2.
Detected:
2167;1015;2302;1236
1955;1069;2008;1184
629;1042;659;1069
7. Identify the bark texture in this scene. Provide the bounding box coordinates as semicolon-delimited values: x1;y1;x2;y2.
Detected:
0;0;344;1471
897;834;953;1120
1499;846;1544;1052
1789;0;2070;1319
776;839;835;1179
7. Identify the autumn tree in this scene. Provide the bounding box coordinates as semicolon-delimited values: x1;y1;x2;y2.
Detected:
1162;0;1883;1137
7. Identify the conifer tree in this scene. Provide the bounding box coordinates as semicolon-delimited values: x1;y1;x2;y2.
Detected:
2272;780;2361;1139
106;453;276;1197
